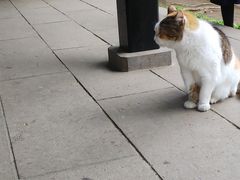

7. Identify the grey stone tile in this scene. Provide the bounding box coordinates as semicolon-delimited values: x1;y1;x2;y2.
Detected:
21;7;69;25
217;25;240;41
82;0;117;15
229;38;240;57
67;9;119;45
0;73;136;179
151;53;185;91
45;0;94;13
212;97;240;127
0;37;66;81
0;17;36;41
95;28;119;46
34;21;106;50
68;9;119;46
0;100;18;180
67;9;118;31
54;46;172;100
0;0;20;19
11;0;49;10
99;88;240;180
26;156;159;180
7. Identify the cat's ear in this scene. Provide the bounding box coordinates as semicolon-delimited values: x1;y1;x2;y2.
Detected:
167;5;177;14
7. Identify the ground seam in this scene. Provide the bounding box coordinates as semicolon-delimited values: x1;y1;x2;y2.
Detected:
41;0;112;46
19;155;135;179
98;86;174;101
0;71;69;83
79;0;113;16
0;96;20;179
150;69;240;130
47;55;164;180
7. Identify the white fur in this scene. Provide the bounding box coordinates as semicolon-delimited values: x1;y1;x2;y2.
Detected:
154;20;240;112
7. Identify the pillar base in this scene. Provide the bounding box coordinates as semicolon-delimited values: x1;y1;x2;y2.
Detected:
108;46;172;72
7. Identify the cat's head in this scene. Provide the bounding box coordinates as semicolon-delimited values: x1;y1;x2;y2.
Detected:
154;5;198;47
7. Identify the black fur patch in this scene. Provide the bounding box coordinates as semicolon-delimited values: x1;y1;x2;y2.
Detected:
214;27;232;64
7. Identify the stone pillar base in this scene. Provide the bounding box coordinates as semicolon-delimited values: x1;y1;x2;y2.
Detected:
108;46;172;72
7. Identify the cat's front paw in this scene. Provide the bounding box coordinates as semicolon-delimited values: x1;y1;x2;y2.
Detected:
198;103;210;112
184;101;197;109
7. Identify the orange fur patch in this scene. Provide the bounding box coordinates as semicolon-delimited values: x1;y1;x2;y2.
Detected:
189;83;200;103
183;12;199;30
159;34;169;40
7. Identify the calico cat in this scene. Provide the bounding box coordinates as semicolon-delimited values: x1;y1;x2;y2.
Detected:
154;5;240;112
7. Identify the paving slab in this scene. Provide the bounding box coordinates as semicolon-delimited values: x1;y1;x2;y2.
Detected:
34;21;106;50
0;0;20;19
26;156;159;180
54;45;172;100
44;0;94;13
95;28;119;46
0;17;36;41
212;97;240;127
67;9;119;45
0;72;138;179
99;88;240;180
11;0;49;10
82;0;117;15
67;9;118;31
0;37;66;81
217;25;240;41
20;7;69;25
151;52;185;91
0;99;18;180
229;38;240;57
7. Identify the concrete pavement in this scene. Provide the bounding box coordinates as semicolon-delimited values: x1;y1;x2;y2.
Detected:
0;0;240;179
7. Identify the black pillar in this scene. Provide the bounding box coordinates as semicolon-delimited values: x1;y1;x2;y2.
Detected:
108;0;171;71
116;0;159;53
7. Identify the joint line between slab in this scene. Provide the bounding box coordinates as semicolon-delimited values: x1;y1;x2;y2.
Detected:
0;96;20;179
19;155;135;180
41;0;112;46
211;109;240;129
50;42;164;180
8;0;74;76
79;0;114;16
0;71;69;83
150;69;240;130
150;70;185;93
97;86;174;101
8;0;161;178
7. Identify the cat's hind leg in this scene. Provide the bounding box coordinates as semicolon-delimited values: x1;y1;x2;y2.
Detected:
211;83;231;103
229;77;240;97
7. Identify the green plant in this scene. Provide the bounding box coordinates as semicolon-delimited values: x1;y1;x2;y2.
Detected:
175;5;184;11
195;12;240;29
195;13;224;26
